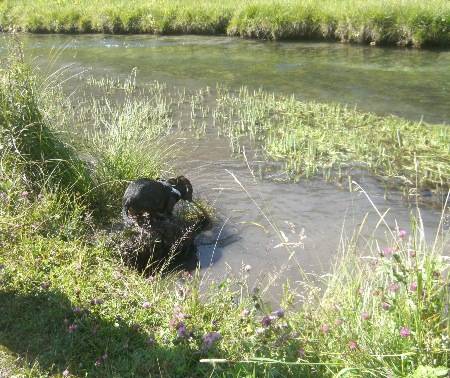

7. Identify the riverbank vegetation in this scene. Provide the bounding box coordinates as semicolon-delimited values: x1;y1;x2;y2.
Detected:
1;39;450;377
1;0;449;47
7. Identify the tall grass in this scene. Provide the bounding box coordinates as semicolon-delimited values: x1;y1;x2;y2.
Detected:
1;0;449;46
0;37;92;198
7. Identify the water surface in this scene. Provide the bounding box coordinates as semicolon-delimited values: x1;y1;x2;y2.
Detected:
2;34;448;124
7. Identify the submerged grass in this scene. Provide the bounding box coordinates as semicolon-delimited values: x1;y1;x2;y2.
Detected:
0;39;449;377
215;87;450;199
0;0;449;46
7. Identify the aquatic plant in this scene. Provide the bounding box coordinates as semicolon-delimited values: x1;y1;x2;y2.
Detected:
215;87;450;201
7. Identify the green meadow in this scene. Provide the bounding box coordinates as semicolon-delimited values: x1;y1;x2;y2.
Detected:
0;0;450;46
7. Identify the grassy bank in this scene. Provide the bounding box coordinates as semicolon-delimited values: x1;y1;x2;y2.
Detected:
1;40;450;377
0;0;449;47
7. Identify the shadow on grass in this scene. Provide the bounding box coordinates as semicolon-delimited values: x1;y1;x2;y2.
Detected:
0;289;205;377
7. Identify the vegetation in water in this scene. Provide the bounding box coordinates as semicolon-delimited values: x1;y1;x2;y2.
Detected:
1;39;450;377
0;0;449;47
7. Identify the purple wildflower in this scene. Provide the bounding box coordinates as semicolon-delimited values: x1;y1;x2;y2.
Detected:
240;309;250;317
62;369;69;377
94;360;101;367
21;191;29;197
102;353;108;360
176;322;189;338
361;312;371;320
410;282;418;291
148;338;156;345
255;328;265;335
381;302;391;310
202;332;221;351
276;309;285;318
143;301;150;309
383;247;393;256
349;341;358;350
389;283;399;292
261;315;271;327
400;327;411;338
68;324;77;333
331;304;340;312
398;230;407;238
322;324;331;334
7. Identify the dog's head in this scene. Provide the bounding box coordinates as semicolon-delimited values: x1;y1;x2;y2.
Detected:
168;176;193;202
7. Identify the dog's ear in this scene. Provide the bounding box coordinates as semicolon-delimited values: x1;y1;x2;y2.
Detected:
176;176;193;202
167;177;177;186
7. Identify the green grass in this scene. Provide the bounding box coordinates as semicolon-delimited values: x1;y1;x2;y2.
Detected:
214;87;450;198
0;38;449;377
1;0;450;46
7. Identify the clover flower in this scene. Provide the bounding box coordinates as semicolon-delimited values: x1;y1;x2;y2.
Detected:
349;341;358;350
255;328;265;335
68;324;77;333
381;302;391;310
176;322;189;338
331;304;340;312
398;230;407;238
62;369;69;376
322;324;331;334
261;315;271;327
202;332;221;351
240;309;250;317
361;312;371;320
410;282;418;291
143;301;151;309
400;327;411;338
389;283;399;292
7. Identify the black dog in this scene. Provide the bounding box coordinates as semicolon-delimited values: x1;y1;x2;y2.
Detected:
122;176;193;227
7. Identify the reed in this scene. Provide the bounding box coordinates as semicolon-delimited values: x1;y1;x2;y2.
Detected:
1;0;449;46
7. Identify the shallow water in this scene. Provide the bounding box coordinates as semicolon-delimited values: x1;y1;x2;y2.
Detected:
1;34;448;296
1;34;448;124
